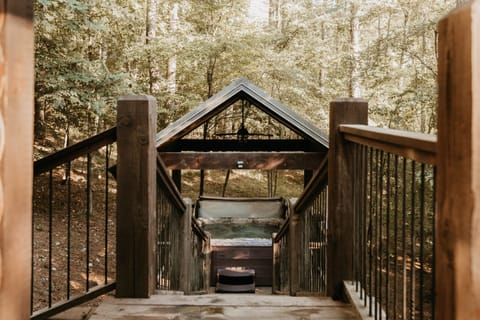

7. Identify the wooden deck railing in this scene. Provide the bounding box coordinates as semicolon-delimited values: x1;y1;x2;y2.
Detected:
272;158;328;296
337;119;437;319
155;158;211;294
115;96;210;298
189;216;211;294
272;205;291;294
329;4;480;320
31;128;117;320
155;157;185;292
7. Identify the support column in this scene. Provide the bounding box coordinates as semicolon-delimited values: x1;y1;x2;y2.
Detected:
272;233;279;294
289;212;302;296
436;3;480;319
116;96;157;298
203;234;211;293
327;99;368;298
0;1;34;319
179;198;192;294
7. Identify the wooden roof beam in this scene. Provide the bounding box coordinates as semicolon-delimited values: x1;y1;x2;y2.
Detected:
159;152;325;170
159;139;323;152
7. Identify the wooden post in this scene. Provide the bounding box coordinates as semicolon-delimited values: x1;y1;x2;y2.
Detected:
436;3;480;319
116;96;157;298
0;1;34;319
203;234;211;293
179;198;192;294
272;233;280;294
289;213;302;296
327;99;368;298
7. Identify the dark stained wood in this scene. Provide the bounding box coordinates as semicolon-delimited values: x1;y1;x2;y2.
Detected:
304;170;313;187
160;139;320;152
436;3;480;320
172;170;181;192
160;152;325;170
0;1;34;319
34;127;116;175
116;96;157;298
327;99;368;299
272;233;280;293
179;199;192;293
289;213;302;295
155;78;329;150
156;156;185;211
339;124;436;165
294;158;328;214
191;217;209;242
274;216;290;242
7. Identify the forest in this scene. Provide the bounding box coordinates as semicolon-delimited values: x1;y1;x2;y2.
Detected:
34;0;457;154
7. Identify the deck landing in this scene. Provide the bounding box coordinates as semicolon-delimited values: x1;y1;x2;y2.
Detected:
90;290;358;320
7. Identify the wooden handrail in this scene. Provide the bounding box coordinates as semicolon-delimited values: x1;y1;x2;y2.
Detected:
156;155;186;212
274;215;290;242
34;127;117;175
191;218;209;241
274;158;327;242
339;124;436;165
294;157;328;214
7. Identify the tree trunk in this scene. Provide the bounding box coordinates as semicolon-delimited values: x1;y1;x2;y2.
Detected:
167;3;178;99
206;56;217;98
269;0;282;30
318;20;325;97
146;0;158;95
34;98;45;139
349;3;361;98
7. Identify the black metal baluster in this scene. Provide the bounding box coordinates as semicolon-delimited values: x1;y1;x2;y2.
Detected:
402;158;407;320
394;155;399;319
31;181;35;314
379;151;385;320
419;164;426;320
353;144;358;288
386;154;391;319
104;145;109;284
368;147;374;315
86;153;91;291
410;161;416;320
432;167;436;320
156;186;160;289
48;169;53;308
67;161;72;299
323;188;327;292
362;145;368;303
375;150;381;320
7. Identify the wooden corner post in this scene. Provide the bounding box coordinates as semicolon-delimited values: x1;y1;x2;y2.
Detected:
327;99;368;298
436;2;480;319
272;233;279;293
116;96;157;298
179;198;192;294
289;213;302;295
0;1;34;319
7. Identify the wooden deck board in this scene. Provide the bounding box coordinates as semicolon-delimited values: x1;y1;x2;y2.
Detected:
90;292;358;320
